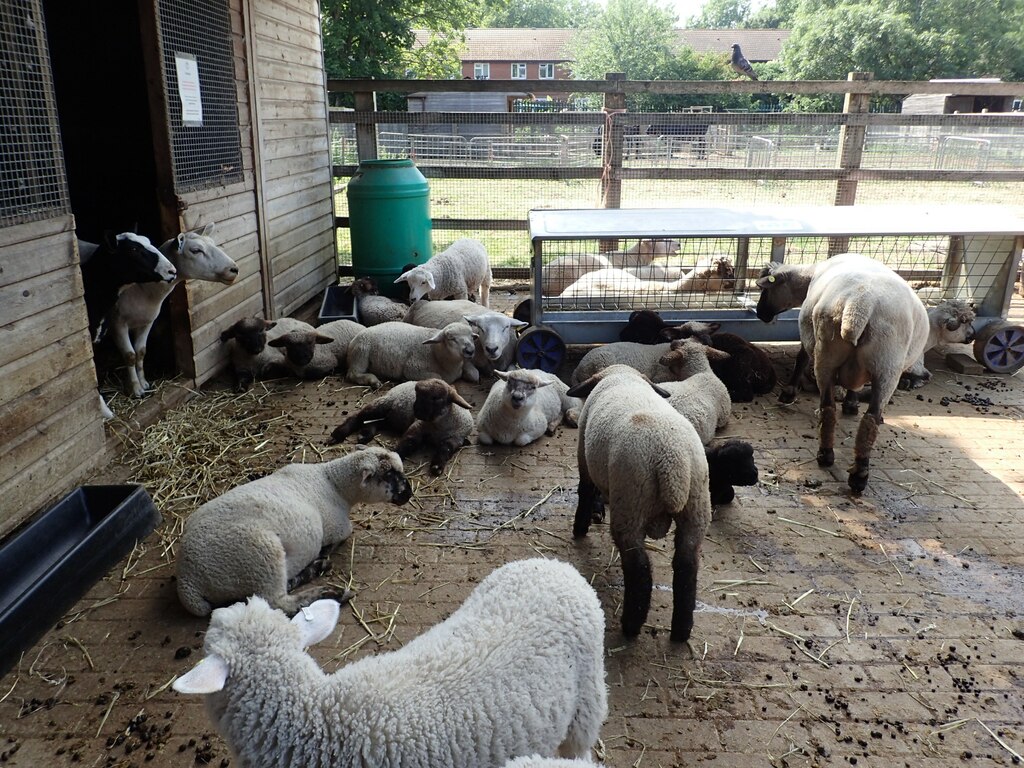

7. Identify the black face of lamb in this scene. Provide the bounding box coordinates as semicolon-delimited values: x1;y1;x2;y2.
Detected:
386;470;413;505
287;343;315;367
412;393;448;421
237;330;267;355
755;292;783;323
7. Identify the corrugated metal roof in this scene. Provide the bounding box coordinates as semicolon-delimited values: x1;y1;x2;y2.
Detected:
412;28;790;64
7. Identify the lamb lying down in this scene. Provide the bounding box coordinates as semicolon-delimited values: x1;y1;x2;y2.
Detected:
559;257;736;298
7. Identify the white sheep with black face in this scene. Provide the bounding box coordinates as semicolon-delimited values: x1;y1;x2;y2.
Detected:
476;369;582;447
395;238;492;306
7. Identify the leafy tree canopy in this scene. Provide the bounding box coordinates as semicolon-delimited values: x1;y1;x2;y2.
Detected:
687;0;751;29
480;0;601;28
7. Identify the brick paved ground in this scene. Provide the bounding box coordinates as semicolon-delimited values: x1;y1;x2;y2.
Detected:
2;285;1023;768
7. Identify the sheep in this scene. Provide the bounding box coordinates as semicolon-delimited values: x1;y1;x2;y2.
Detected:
395;238;492;306
327;381;421;445
175;446;412;617
541;253;613;296
476;369;583;447
502;759;598;768
269;319;365;379
403;299;527;381
350;277;408;326
172;558;608;767
567;364;712;643
345;320;478;388
704;440;759;506
559;257;736;298
755;253;932;493
661;320;778;402
618;309;671;344
98;224;239;397
655;339;732;444
907;298;977;388
569;341;673;387
219;317;287;390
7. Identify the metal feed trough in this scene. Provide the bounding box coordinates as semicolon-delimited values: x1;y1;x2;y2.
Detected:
518;206;1024;374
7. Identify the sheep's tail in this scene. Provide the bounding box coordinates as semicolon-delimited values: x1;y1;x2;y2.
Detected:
839;293;875;345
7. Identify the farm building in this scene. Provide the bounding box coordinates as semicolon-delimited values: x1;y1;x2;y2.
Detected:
0;0;337;536
902;78;1021;114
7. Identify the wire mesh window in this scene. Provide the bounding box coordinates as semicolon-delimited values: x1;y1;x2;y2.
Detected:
157;0;242;192
0;0;69;226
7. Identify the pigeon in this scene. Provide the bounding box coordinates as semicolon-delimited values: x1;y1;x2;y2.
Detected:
730;43;758;80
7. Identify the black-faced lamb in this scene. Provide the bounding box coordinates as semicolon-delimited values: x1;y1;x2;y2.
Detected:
269;319;365;379
403;298;527;381
395;238;492;306
755;253;932;493
172;558;608;767
704;440;759;506
175;446;412;616
350;277;408;326
661;320;778;402
567;364;712;643
219;317;287;390
345;320;478;388
476;369;583;446
99;224;239;397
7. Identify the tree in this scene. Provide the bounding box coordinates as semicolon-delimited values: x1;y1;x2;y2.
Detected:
481;0;601;28
568;0;679;82
744;0;800;28
687;0;751;29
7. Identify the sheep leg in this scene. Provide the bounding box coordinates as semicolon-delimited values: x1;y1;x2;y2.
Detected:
614;532;652;638
573;466;603;537
427;436;464;476
848;379;892;493
131;320;157;394
841;388;860;415
670;525;702;642
816;383;837;468
780;346;809;404
286;547;334;591
110;321;146;398
461;359;481;383
328;403;391;445
479;276;491;308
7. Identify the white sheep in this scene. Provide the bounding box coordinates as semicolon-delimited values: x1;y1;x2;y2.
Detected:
350;277;408;326
269;319;365;379
219;317;287;390
476;369;583;446
172;558;608;767
541;253;613;296
502;758;598;768
99;224;239;397
403;299;527;380
755;253;932;493
559;257;736;299
567;364;712;643
656;339;732;444
395;238;492;306
175;446;413;616
345;320;478;388
569;341;673;386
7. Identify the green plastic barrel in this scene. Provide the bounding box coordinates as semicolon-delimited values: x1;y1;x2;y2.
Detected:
347;159;432;298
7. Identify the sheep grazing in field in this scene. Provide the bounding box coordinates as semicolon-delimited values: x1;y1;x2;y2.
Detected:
98;224;239;397
219;317;287;390
476;369;583;447
395;238;492;306
756;253;933;493
404;299;527;380
567;364;712;643
559;257;736;299
175;446;412;617
661;320;778;402
569;341;673;386
269;319;365;379
345;321;478;388
350;277;408;326
172;558;608;767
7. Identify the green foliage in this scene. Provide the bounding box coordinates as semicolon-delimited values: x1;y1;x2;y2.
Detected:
481;0;601;28
687;0;751;29
744;0;800;28
568;0;680;82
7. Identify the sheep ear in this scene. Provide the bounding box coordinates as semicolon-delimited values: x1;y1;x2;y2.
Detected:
494;370;511;381
172;655;229;694
292;599;341;647
660;327;683;340
566;376;598;398
394;272;410;284
707;322;722;333
198;222;216;238
220;327;236;343
425;273;436;290
705;347;731;361
268;338;287;348
450;391;474;410
315;334;334;345
422;329;446;345
649;382;671;398
510;318;528;329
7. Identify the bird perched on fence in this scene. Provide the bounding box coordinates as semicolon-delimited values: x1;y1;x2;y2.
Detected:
730;44;758;80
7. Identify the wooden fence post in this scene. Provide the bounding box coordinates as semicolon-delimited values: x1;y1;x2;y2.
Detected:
354;89;379;162
600;72;626;251
830;71;873;255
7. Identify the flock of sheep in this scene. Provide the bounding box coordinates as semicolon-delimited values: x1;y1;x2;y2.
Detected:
85;228;980;767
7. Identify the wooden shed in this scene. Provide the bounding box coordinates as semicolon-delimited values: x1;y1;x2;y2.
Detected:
0;0;337;536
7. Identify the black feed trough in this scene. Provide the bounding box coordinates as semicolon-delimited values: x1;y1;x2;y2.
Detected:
318;284;360;325
0;485;160;676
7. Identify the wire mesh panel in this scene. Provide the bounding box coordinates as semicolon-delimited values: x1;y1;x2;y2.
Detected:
0;0;69;226
157;0;242;192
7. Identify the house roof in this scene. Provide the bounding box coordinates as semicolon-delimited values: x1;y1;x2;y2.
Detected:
412;28;790;64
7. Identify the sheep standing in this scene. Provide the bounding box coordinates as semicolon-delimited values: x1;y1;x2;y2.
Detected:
172;558;608;767
662;320;778;402
755;253;932;493
476;369;583;446
219;317;287;390
404;299;527;380
99;224;239;397
567;364;712;643
345;321;478;388
350;277;408;326
175;446;412;616
395;238;492;306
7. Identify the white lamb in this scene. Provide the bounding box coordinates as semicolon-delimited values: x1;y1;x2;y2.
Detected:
656;339;732;444
345;320;478;388
541;253;613;296
350;277;408;326
476;369;583;446
403;299;527;381
559;257;736;299
569;341;673;386
172;558;608;767
175;446;413;616
395;238;492;306
567;364;712;644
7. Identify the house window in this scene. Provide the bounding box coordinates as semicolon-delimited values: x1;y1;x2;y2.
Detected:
474;63;490;80
511;63;527;79
538;63;555;79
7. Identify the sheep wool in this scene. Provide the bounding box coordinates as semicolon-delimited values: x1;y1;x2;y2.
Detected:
173;558;608;768
395;238;492;306
345;320;478;388
477;369;582;446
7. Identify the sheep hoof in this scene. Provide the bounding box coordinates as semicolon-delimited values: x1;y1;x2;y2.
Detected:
327;587;355;605
816;449;834;467
841;400;860;416
848;461;870;494
778;387;797;404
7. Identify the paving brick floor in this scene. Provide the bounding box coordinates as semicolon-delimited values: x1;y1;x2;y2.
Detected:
2;285;1023;768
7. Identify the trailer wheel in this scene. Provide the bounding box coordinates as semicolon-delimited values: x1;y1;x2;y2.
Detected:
973;321;1024;374
516;325;565;373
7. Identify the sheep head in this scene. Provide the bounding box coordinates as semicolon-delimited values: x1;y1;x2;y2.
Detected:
350;277;380;297
495;369;553;410
658;338;728;380
660;320;720;345
422;321;478;361
754;262;805;323
932;299;977;344
268;330;333;366
412;378;472;421
171;226;239;284
220;317;276;355
394;266;436;302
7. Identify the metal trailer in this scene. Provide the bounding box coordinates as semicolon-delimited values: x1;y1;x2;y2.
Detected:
517;205;1024;374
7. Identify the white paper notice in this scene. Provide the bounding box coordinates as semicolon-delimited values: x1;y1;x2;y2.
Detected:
174;53;203;127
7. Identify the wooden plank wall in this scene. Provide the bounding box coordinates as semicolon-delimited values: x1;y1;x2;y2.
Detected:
252;0;336;316
0;216;107;537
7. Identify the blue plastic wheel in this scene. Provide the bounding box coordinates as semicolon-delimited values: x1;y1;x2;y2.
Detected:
974;321;1024;374
516;326;566;373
